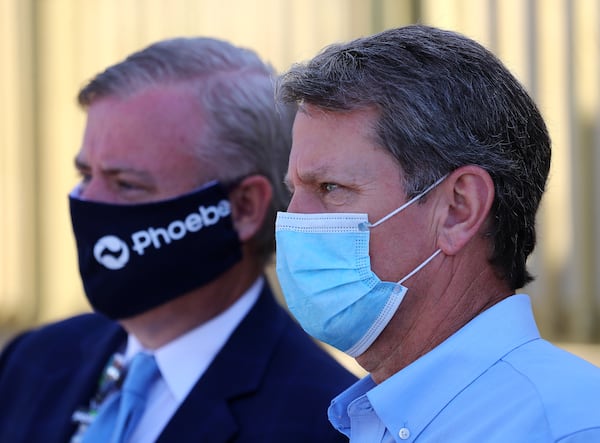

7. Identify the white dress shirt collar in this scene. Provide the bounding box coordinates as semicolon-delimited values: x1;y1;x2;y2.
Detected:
124;276;263;402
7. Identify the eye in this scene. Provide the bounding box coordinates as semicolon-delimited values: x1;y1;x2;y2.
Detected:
76;170;91;185
113;174;151;193
116;180;139;191
320;183;339;194
317;182;355;207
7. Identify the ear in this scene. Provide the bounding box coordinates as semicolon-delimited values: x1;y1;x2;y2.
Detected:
437;165;494;255
228;175;273;242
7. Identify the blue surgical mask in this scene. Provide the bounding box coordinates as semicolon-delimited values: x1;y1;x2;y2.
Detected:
275;176;445;357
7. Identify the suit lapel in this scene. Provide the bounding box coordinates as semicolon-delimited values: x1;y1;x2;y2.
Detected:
157;284;286;442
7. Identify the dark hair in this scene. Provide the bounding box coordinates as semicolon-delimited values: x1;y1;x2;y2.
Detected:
79;37;295;265
277;25;551;289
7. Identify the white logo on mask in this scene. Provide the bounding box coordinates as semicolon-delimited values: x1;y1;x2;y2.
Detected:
130;200;230;255
93;235;130;270
92;200;231;269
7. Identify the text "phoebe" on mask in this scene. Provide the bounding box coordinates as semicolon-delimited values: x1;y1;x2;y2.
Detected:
131;201;231;255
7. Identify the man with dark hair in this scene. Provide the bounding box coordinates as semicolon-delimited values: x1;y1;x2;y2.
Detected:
275;25;600;442
0;37;356;443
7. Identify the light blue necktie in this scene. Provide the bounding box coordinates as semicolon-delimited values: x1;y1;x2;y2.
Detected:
83;352;160;443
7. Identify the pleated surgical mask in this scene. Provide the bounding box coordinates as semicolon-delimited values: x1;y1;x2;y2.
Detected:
275;176;445;357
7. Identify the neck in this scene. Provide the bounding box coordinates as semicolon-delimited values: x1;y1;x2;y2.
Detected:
119;257;263;349
356;260;512;384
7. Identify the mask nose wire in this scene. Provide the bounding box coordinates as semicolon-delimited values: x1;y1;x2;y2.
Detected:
359;174;448;231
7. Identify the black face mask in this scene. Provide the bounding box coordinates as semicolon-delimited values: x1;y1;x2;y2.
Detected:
69;181;242;319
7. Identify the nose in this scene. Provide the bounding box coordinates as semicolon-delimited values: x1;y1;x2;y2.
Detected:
287;189;317;213
287;194;299;212
286;187;304;212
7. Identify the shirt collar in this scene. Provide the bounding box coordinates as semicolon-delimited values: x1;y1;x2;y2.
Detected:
125;276;263;401
328;375;376;436
329;294;541;440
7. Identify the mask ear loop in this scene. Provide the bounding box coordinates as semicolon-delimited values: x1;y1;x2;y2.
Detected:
356;174;448;282
363;174;449;230
398;248;442;285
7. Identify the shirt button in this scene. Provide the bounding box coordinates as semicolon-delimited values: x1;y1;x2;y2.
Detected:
398;427;410;440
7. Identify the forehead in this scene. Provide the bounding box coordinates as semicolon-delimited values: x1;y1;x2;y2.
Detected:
289;106;399;180
87;83;204;134
79;84;213;186
83;84;206;154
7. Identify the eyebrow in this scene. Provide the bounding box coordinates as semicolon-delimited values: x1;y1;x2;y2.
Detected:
283;173;294;192
284;163;339;191
74;156;89;171
73;156;154;181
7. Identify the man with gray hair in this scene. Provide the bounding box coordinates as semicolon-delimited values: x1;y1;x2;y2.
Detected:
275;25;600;442
0;37;356;443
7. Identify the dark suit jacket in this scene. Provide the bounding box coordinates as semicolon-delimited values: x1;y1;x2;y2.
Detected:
0;283;357;442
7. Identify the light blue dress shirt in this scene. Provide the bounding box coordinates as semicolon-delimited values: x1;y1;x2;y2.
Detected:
328;294;600;442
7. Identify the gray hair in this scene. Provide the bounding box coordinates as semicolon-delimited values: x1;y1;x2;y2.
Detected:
79;37;295;265
277;25;551;289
